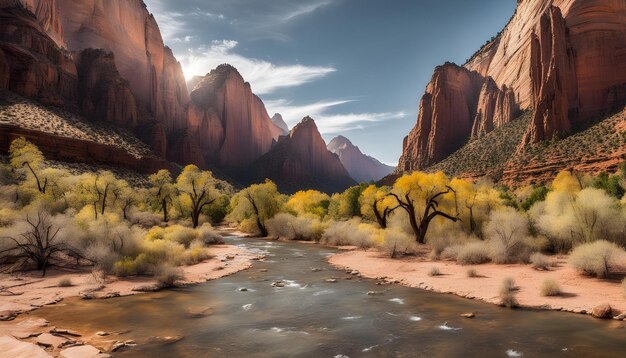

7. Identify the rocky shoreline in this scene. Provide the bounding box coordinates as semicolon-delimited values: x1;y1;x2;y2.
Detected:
0;241;257;357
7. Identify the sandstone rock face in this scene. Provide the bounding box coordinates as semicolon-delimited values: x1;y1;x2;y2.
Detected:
248;117;357;194
398;63;483;171
185;64;281;169
271;113;289;136
521;6;577;145
399;0;626;172
0;5;77;107
53;0;189;133
167;130;207;169
75;49;140;130
327;135;395;183
471;79;518;139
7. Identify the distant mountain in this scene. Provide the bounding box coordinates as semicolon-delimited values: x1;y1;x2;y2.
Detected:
246;117;357;194
327;135;395;183
271;113;289;136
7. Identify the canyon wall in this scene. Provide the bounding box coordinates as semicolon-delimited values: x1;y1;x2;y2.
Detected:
399;0;626;173
184;64;282;169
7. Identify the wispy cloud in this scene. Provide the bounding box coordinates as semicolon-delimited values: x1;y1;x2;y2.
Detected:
145;1;227;43
265;99;408;134
281;1;331;23
178;40;336;94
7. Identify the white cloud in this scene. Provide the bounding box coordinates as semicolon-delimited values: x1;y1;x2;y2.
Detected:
281;1;331;22
265;98;408;134
178;40;336;94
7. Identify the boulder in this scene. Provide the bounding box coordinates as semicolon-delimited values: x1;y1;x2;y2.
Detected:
59;345;110;358
0;335;51;358
591;304;613;319
35;333;72;348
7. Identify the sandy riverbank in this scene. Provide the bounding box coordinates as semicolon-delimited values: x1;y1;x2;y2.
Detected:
329;249;626;318
0;243;257;357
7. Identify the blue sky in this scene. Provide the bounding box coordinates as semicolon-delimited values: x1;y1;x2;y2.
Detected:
144;0;516;165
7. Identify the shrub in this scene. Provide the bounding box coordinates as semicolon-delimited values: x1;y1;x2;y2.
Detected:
499;277;518;308
57;277;73;287
428;232;469;260
322;219;373;248
197;223;224;244
569;240;626;278
382;229;415;258
457;242;490;265
540;278;561;296
155;263;183;287
266;213;324;241
180;240;213;265
484;208;531;264
140;239;186;266
428;267;442;276
466;268;478;277
521;186;549;211
530;252;555;270
112;257;137;277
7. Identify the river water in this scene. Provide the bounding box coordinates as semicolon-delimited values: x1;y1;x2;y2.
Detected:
38;235;625;357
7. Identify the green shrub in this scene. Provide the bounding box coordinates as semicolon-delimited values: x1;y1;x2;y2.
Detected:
569;240;626;278
466;268;478;278
522;186;549;211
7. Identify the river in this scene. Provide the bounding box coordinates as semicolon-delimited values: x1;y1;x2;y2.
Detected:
37;234;626;357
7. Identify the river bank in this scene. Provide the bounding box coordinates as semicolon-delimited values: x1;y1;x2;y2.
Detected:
0;242;257;357
329;249;626;320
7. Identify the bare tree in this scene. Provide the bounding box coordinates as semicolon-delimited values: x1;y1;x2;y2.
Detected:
0;211;86;276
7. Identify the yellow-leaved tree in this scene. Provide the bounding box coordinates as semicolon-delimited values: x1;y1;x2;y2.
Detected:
389;171;461;244
149;169;176;223
285;190;330;219
176;165;231;228
359;185;398;228
227;180;283;236
9;137;47;194
449;178;503;235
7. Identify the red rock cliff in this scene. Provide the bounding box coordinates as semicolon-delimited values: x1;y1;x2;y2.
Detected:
247;117;357;194
184;64;282;169
399;0;626;172
53;0;189;134
0;5;77;107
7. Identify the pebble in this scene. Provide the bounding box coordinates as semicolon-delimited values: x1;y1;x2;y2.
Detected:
461;313;475;318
